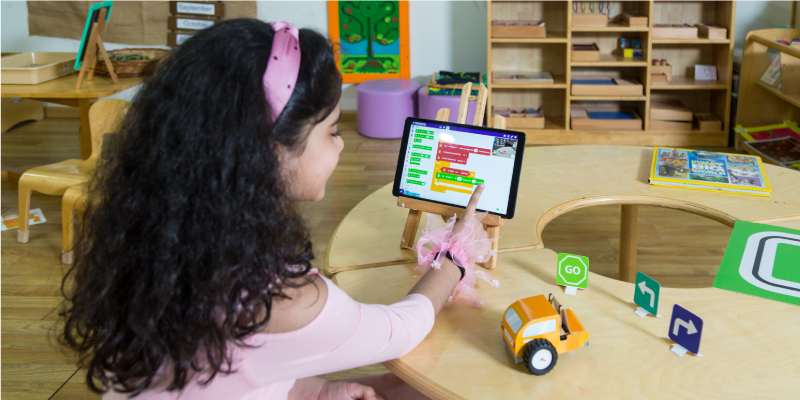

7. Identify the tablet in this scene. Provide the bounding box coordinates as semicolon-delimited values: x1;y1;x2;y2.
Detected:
392;117;526;219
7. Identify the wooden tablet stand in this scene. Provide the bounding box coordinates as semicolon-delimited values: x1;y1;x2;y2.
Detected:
398;82;507;270
75;7;118;90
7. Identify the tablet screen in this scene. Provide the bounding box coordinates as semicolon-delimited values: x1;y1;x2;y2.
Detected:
393;118;525;218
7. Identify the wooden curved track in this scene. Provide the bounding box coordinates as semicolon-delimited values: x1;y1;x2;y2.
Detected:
325;146;800;276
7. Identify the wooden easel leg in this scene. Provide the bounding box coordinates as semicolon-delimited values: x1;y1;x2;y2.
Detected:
481;224;500;270
95;38;118;83
619;205;639;283
401;209;423;250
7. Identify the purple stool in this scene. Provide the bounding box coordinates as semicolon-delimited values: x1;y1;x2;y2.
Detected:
357;79;420;139
417;87;476;124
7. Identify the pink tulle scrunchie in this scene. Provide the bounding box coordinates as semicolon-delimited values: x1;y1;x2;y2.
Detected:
414;212;500;307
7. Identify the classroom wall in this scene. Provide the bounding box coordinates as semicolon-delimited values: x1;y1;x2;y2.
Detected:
1;0;487;110
0;1;792;109
734;0;793;54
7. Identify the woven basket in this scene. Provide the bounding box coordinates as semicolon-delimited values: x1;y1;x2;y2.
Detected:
95;48;170;78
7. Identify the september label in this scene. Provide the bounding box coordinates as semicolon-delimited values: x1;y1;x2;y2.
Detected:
177;2;216;15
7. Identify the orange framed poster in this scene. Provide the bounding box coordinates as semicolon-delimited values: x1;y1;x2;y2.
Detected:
327;1;410;83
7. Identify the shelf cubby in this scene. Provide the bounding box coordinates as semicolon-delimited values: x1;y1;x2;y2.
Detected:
487;1;735;146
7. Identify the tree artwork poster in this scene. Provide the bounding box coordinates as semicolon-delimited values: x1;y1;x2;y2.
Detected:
327;1;410;83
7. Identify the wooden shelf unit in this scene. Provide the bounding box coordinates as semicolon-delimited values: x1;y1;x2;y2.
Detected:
487;0;736;146
736;28;800;152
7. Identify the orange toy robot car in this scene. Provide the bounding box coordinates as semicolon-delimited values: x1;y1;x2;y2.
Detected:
501;293;590;375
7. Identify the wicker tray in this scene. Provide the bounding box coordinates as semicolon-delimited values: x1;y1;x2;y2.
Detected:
95;48;170;78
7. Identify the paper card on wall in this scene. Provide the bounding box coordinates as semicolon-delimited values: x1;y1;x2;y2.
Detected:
557;253;589;293
1;209;47;231
694;65;718;81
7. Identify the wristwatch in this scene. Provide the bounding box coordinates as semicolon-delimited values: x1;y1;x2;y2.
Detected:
435;251;465;280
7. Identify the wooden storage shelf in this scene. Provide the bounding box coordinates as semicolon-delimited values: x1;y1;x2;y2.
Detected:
571;24;650;32
651;76;728;90
487;0;735;146
571;54;648;67
754;81;800;109
491;75;567;89
652;38;730;44
571;95;647;101
491;32;568;43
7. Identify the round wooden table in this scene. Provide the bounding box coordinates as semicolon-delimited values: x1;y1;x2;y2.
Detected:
326;145;800;399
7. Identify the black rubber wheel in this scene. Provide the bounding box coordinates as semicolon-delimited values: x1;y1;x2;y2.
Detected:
522;338;558;375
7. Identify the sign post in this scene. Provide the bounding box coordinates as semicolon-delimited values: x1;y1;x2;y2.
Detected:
557;253;589;295
633;272;663;317
668;304;704;357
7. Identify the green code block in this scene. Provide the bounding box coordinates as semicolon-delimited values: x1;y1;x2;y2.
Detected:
435;172;484;185
408;173;420;178
411;157;421;162
409;168;428;175
415;134;433;140
410;162;420;165
406;179;425;186
413;145;432;150
411;153;431;159
413;138;422;143
422;154;430;159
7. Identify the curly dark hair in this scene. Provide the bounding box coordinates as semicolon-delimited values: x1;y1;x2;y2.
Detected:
60;19;342;395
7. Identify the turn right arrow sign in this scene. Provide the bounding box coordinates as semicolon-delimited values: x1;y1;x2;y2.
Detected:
668;304;704;355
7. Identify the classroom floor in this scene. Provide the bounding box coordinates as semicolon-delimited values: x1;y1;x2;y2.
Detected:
1;116;733;399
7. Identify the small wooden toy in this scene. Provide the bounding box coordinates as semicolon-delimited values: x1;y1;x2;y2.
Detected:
502;294;590;375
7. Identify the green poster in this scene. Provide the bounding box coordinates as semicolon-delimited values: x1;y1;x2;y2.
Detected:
557;253;589;289
713;221;800;307
634;272;661;316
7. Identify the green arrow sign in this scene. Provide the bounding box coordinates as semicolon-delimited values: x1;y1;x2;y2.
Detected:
634;272;661;316
557;253;589;289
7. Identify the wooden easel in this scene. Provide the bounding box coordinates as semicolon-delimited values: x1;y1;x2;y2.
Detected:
75;7;118;90
399;82;507;270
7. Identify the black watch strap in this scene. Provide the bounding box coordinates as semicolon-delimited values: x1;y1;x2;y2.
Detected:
435;251;465;280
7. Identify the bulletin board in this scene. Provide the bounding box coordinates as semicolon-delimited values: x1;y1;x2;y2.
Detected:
327;1;410;83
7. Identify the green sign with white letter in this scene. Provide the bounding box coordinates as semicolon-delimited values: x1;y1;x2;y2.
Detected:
557;253;589;289
713;221;800;307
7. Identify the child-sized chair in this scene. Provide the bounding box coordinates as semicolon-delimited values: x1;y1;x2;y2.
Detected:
16;99;130;244
61;183;88;264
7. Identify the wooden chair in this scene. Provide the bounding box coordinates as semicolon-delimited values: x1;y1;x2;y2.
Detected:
61;183;88;264
16;99;130;244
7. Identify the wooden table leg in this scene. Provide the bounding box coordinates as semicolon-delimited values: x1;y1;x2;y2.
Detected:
619;204;638;283
77;98;97;160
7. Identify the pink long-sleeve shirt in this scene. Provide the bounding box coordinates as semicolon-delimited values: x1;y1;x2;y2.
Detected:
104;275;435;400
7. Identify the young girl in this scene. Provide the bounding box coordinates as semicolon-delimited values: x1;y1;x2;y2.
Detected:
61;19;488;400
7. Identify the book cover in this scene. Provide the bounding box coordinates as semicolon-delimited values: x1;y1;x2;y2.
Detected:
648;147;772;196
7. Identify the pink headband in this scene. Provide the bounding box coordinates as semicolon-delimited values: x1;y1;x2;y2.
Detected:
263;21;301;123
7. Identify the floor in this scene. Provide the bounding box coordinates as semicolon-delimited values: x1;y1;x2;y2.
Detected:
1;117;733;398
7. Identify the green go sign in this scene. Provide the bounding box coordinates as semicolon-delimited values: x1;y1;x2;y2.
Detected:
634;272;661;316
557;253;589;289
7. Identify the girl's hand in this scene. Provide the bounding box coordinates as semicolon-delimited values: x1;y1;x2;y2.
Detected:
452;183;485;235
318;380;382;400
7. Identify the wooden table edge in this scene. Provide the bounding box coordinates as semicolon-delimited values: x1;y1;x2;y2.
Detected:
325;192;800;276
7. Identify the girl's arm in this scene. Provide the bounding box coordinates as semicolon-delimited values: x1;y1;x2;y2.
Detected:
407;183;485;316
288;377;380;400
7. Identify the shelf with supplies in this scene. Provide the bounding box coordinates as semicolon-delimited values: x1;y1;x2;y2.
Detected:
735;28;800;151
486;0;735;146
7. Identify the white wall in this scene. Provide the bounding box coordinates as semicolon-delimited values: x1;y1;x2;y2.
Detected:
734;0;793;53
